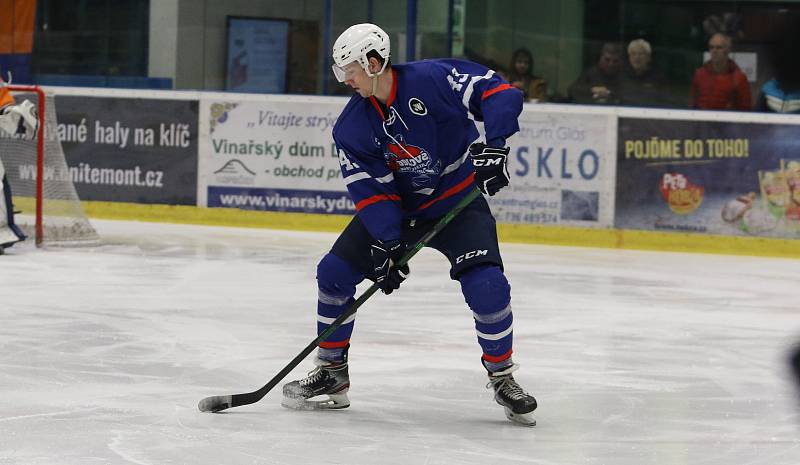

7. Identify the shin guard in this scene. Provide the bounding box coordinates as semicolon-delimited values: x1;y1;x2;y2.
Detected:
459;265;513;368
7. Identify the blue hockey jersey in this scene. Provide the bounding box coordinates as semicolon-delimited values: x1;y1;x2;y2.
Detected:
332;58;523;243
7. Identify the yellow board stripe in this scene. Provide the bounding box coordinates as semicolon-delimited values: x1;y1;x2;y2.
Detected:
497;222;799;258
75;201;800;259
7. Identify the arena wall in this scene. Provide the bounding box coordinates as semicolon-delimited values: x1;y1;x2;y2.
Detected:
44;87;800;258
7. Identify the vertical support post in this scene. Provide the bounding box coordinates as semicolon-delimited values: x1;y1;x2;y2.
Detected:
7;84;45;245
406;0;417;62
322;0;333;95
447;0;454;57
34;86;44;246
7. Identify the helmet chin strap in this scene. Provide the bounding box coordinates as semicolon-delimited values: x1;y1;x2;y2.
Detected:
370;74;379;97
366;64;388;99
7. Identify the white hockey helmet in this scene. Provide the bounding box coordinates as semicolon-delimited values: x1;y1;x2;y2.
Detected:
331;23;390;82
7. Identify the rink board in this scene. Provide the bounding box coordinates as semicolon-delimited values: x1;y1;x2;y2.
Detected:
82;200;800;259
36;87;800;257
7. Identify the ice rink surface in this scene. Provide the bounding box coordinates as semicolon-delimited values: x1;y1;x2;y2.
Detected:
0;219;798;465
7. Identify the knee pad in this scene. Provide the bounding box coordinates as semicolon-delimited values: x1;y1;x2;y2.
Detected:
458;265;511;314
317;252;362;298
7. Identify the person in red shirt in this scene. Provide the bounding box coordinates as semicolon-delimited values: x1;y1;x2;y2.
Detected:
689;33;752;110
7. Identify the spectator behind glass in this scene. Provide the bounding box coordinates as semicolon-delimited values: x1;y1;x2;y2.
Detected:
688;33;751;110
620;38;671;107
568;42;624;105
501;48;547;102
755;28;800;113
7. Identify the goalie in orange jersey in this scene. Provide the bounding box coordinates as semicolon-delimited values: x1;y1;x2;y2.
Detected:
0;75;39;253
0;77;38;138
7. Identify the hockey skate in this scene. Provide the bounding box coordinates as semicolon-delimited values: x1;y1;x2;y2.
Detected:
281;358;350;410
486;364;537;426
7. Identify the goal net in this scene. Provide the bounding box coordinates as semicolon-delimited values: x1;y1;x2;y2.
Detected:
0;85;98;246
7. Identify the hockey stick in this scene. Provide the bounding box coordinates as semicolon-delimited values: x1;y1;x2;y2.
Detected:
198;187;482;413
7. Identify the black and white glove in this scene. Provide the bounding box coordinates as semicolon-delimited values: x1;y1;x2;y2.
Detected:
469;143;510;196
370;239;409;295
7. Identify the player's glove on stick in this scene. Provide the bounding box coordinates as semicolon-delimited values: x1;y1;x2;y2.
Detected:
469;143;511;196
370;239;410;295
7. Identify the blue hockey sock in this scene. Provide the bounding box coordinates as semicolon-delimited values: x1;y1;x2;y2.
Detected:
316;252;363;363
458;265;514;363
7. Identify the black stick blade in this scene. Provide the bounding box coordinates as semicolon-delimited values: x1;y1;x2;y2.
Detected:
198;395;233;413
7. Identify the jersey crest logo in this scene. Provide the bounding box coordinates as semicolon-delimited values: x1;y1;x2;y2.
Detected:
408;98;427;116
384;135;441;188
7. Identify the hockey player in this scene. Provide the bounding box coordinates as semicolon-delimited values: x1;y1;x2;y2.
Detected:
282;24;537;426
0;76;38;253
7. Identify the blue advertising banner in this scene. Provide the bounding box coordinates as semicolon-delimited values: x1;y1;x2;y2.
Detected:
208;186;354;214
616;117;800;238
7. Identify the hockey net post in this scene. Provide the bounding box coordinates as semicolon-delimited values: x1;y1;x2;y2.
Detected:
1;85;98;246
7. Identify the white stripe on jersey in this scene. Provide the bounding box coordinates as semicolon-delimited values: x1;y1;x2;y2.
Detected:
343;171;394;186
476;325;513;341
461;69;495;120
317;314;356;325
442;149;470;175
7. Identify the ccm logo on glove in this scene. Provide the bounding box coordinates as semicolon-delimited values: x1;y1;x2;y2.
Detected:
471;157;504;167
469;143;510;196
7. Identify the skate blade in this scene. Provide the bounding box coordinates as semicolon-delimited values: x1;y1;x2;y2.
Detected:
504;407;536;427
281;393;350;410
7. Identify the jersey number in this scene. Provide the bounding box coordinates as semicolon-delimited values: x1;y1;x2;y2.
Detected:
338;148;360;172
447;68;470;92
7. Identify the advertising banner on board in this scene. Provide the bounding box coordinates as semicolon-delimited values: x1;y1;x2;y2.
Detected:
198;96;353;214
199;98;619;225
616;117;800;238
489;108;617;227
55;96;199;205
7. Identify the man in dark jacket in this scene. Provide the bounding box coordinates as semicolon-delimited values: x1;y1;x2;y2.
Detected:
568;42;624;105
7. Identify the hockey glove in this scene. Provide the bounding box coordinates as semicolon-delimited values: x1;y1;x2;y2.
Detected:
469;143;510;196
370;239;410;295
0;100;39;140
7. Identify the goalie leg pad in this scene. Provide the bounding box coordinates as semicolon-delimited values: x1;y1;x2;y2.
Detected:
1;172;26;248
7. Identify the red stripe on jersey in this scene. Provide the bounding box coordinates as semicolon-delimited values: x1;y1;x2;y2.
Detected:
387;68;398;106
416;172;475;211
482;349;513;363
355;193;401;211
369;96;385;119
319;339;350;349
481;83;514;100
368;69;398;120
